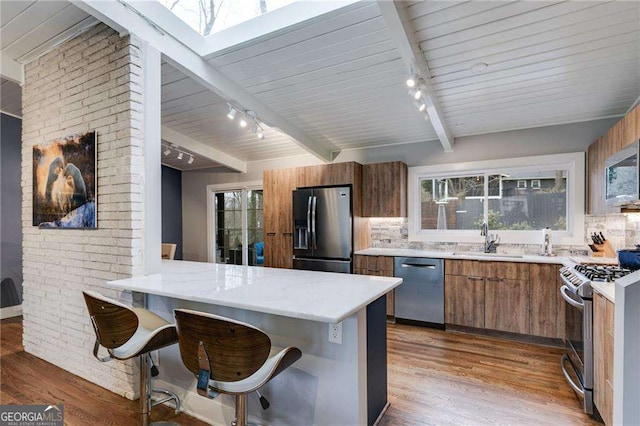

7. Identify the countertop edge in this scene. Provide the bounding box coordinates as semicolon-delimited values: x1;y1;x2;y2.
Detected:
354;248;570;265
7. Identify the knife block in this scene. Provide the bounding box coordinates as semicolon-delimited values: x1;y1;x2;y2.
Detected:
592;240;617;259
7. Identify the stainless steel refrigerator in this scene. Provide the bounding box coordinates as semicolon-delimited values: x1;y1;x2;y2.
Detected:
292;186;352;274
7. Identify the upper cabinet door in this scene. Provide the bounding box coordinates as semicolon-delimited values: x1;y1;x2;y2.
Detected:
363;161;407;217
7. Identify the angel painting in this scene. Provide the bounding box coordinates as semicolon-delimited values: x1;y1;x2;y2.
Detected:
32;131;96;228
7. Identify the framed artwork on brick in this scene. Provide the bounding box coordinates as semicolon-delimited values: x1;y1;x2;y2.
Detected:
32;131;97;228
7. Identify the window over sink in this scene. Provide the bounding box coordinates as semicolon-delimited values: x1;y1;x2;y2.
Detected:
408;153;585;245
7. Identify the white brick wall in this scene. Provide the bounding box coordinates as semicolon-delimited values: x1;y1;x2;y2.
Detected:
21;24;146;399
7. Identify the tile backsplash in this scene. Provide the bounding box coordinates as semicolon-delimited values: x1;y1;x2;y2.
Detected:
370;214;640;256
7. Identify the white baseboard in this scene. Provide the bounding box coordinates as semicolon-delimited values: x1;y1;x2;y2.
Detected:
1;304;22;319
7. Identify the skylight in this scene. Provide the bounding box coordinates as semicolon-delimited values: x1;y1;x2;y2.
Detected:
158;0;297;36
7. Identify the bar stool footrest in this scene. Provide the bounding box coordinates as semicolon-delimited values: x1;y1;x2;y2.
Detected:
151;388;181;414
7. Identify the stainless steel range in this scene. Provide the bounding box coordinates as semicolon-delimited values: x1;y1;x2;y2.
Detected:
559;263;632;415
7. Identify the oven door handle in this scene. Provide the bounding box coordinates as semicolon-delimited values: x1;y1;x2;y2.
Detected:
561;353;585;398
560;285;584;310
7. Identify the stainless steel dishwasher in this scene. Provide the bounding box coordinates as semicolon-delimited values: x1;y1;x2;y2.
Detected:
394;257;444;327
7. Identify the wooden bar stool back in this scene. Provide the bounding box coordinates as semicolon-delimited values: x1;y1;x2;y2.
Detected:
174;309;302;426
83;291;181;425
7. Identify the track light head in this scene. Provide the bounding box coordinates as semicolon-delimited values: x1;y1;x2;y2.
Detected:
227;105;237;120
163;147;171;156
188;155;194;165
177;152;183;160
257;127;265;139
239;118;247;128
414;99;426;112
413;88;422;100
406;73;419;88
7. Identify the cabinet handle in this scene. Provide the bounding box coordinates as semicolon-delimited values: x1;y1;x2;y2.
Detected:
266;232;277;236
486;277;503;282
468;276;484;280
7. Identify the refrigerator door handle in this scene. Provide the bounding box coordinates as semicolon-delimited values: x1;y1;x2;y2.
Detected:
311;196;317;249
306;196;312;245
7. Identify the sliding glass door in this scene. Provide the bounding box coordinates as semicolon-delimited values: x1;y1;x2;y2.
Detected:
213;188;263;266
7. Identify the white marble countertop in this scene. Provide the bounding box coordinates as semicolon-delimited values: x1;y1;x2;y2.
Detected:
355;247;570;265
592;281;615;303
107;260;402;323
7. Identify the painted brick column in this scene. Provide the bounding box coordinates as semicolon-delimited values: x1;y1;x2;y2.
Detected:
21;23;150;398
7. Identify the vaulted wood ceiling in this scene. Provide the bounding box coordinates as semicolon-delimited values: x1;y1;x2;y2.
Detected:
2;0;640;171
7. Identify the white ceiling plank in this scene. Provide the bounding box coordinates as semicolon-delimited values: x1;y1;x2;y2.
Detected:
76;0;338;163
426;7;638;70
377;0;454;152
0;1;68;49
161;126;247;173
0;1;36;27
213;18;391;81
2;5;91;59
0;53;23;84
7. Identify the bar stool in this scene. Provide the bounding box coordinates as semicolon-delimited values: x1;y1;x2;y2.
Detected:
174;309;302;426
83;291;181;425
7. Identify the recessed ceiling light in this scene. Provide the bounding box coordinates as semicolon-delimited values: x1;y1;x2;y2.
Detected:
471;62;488;74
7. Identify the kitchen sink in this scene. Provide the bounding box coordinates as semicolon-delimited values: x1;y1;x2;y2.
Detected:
451;252;524;259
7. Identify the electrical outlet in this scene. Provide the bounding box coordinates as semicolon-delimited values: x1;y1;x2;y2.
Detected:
329;322;342;344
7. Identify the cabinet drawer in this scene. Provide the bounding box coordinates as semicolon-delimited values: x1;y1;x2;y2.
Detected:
368;256;394;272
444;259;485;277
486;262;529;280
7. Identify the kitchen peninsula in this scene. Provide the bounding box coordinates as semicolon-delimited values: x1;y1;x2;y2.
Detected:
107;260;402;426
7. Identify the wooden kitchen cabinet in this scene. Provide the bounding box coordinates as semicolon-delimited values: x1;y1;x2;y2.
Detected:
485;278;530;334
445;259;532;335
529;263;564;339
354;255;395;316
363;161;408;217
296;162;358;188
594;292;614;425
445;274;485;328
263;168;296;268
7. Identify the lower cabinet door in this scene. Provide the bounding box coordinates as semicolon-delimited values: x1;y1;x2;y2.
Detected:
485;278;530;334
445;275;485;328
264;234;292;269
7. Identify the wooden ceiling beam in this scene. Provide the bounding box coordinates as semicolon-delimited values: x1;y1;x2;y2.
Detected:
377;1;455;152
75;0;339;163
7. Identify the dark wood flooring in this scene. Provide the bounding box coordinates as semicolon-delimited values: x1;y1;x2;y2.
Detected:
1;317;599;425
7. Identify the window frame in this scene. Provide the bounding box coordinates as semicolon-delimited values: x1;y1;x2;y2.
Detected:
407;153;585;246
206;181;262;265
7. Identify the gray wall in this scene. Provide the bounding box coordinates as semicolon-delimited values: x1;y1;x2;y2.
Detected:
1;113;23;306
162;165;183;260
182;118;618;261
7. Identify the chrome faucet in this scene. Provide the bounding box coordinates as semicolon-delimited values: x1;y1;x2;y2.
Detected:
480;221;497;253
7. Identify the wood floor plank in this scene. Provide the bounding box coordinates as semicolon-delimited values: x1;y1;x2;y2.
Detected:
2;318;599;425
0;317;207;426
381;323;601;425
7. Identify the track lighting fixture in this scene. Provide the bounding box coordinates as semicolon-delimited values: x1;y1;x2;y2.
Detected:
406;73;430;116
188;155;194;165
227;105;237;120
163;147;171;156
177;152;183;160
223;106;266;140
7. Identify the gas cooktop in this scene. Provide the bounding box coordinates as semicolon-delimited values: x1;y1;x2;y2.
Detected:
560;263;633;298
